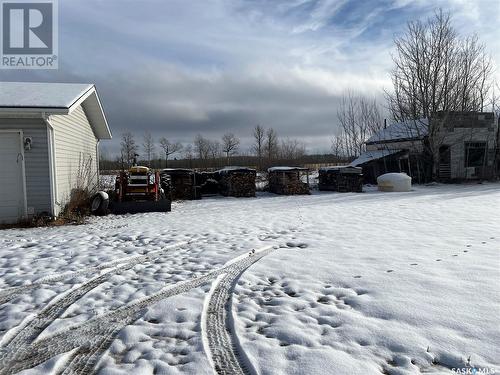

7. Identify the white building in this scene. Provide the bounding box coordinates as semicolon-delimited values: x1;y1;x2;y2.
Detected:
0;82;111;224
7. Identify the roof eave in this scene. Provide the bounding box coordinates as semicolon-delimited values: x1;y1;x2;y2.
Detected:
68;86;112;140
0;106;68;115
365;136;426;146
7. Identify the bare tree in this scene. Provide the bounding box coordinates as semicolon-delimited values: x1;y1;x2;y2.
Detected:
194;134;210;161
120;132;138;168
142;132;155;167
492;81;500;117
336;92;382;157
159;137;183;168
222;133;240;163
252;125;265;169
208;140;222;160
183;144;194;168
265;128;279;160
280;138;306;160
386;10;493;179
183;144;194;159
331;133;345;158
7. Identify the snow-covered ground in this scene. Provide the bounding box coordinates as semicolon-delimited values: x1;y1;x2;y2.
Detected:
0;183;499;375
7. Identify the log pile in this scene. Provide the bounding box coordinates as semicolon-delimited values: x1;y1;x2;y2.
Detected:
268;168;310;195
218;169;256;197
318;166;363;193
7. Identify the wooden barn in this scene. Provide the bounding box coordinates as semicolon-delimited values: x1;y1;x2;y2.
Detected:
217;167;256;197
160;169;199;200
318;166;363;193
268;167;310;195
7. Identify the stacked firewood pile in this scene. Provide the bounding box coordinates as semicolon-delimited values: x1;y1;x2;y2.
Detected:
218;168;256;197
318;166;363;193
160;169;199;200
268;168;310;195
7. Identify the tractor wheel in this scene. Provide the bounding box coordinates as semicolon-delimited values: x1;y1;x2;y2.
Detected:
91;191;109;216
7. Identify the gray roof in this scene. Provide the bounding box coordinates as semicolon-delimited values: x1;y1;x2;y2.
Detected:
0;82;93;109
0;82;111;139
366;119;428;144
349;149;402;167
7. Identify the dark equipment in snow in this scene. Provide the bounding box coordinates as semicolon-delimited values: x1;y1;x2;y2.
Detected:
197;171;220;196
160;169;200;200
318;166;363;193
109;166;171;214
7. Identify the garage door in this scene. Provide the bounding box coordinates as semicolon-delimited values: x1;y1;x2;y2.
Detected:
0;131;26;224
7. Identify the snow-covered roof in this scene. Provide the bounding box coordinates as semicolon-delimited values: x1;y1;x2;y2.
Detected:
320;166;362;174
0;82;111;139
0;82;92;108
161;168;194;174
268;166;308;172
366;119;428;144
217;166;256;174
349;149;402;167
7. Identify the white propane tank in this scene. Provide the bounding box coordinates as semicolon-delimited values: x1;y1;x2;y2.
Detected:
377;173;412;192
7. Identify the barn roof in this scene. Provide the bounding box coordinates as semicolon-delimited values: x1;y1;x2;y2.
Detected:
320;166;362;173
0;82;111;139
366;118;428;144
349;149;402;167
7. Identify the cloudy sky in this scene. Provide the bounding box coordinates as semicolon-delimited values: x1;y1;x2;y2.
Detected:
1;0;499;156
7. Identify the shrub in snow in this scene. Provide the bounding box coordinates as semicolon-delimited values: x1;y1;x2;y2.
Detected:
377;173;412;192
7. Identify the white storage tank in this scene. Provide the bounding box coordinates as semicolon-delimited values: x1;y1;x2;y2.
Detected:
377;173;412;192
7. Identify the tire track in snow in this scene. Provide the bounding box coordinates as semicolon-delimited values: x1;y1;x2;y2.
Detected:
0;241;192;359
203;248;273;375
0;241;190;305
0;245;277;375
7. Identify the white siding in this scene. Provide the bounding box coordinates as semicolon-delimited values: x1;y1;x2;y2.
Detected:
0;117;51;215
50;105;98;213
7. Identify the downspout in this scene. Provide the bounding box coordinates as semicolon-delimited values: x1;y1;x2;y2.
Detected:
42;113;59;217
96;140;100;190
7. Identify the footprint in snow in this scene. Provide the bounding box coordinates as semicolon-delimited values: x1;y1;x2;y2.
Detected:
466;245;472;248
436;259;442;261
410;263;418;266
452;254;458;257
353;275;362;279
386;270;394;273
481;241;486;244
463;250;468;253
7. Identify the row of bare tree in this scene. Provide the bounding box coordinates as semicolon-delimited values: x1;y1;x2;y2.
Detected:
115;126;307;170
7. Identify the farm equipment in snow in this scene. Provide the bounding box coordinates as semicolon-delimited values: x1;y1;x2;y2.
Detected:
91;166;171;215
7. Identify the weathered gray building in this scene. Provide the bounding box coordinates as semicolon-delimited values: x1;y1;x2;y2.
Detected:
432;112;498;180
351;112;499;183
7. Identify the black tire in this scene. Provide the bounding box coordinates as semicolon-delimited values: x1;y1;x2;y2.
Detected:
91;192;109;216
